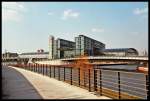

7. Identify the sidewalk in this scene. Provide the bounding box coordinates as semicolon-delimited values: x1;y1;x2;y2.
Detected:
2;66;111;99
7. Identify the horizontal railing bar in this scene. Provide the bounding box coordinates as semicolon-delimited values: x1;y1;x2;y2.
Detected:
98;80;119;85
120;77;146;82
120;84;147;92
120;88;147;96
120;81;147;87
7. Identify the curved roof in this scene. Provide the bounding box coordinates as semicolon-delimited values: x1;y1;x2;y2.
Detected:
102;48;138;53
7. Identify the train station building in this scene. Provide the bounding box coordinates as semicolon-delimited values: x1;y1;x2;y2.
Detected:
48;34;139;59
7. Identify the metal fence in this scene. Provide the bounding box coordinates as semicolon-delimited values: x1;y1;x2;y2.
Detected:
6;63;148;99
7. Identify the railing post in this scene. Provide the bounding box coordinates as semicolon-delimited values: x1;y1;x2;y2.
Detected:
40;64;42;74
64;67;65;81
43;64;44;75
28;63;29;70
54;66;55;78
46;64;47;76
89;69;91;92
50;66;51;77
70;67;72;85
32;64;34;72
118;72;121;99
94;69;97;92
30;64;33;71
99;69;102;96
35;64;37;72
34;64;35;72
41;64;43;74
78;68;80;86
30;64;32;71
35;64;36;72
37;64;38;73
58;67;60;80
34;64;36;72
146;75;149;99
84;69;86;87
39;64;40;73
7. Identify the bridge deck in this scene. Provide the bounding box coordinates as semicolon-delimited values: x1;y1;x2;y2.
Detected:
2;66;111;99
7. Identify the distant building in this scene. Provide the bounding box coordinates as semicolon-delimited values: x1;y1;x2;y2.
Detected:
49;36;75;59
56;38;75;59
49;36;55;59
19;52;49;58
75;35;105;56
2;52;18;58
48;35;139;59
101;48;139;56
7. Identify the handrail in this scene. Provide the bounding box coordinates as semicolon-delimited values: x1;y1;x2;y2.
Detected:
7;63;148;99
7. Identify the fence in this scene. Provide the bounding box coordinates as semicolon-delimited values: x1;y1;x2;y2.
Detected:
7;63;148;99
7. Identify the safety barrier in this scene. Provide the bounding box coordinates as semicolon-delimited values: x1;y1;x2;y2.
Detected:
7;63;148;99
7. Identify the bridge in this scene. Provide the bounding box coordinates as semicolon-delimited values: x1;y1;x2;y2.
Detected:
2;56;148;66
61;56;148;61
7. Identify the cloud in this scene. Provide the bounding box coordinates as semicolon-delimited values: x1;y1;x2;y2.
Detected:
2;2;26;22
61;9;79;20
91;28;104;33
133;6;148;15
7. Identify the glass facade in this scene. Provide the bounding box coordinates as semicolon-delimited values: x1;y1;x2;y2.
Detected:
75;35;105;56
49;35;138;59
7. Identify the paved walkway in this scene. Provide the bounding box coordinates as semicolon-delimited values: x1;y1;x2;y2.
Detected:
2;66;111;99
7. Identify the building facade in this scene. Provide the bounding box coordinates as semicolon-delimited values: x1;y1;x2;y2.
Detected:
49;36;54;59
49;36;75;59
19;52;49;58
75;35;105;56
49;35;139;59
57;38;75;59
2;52;18;58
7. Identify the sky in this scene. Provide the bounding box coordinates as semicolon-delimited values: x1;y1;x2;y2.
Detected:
2;2;148;55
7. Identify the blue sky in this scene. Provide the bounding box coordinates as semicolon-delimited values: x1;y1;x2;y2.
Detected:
2;2;148;55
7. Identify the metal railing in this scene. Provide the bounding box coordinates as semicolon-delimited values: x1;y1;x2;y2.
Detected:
6;63;148;99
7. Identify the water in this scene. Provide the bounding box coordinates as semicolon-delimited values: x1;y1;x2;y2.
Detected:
97;64;138;71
